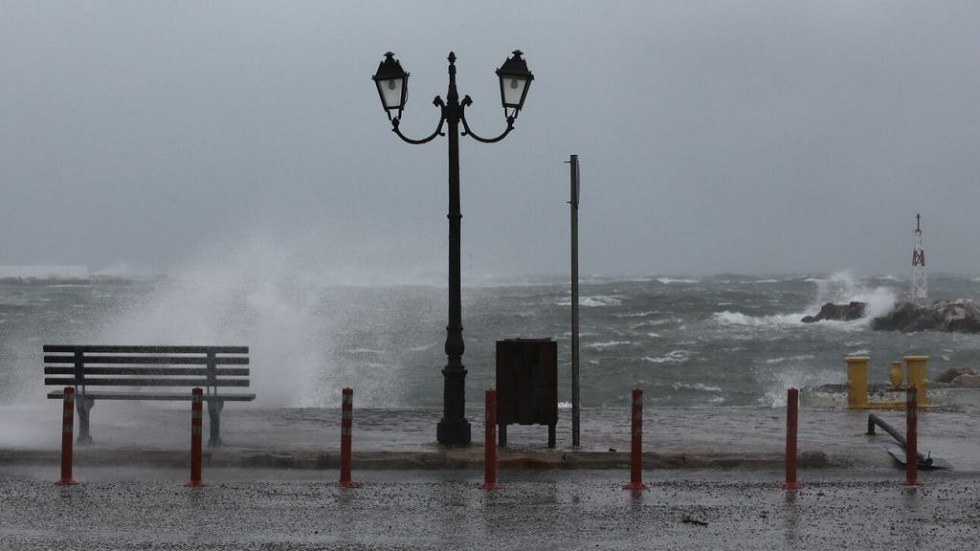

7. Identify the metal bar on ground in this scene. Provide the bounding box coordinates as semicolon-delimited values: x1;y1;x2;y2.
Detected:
867;413;932;466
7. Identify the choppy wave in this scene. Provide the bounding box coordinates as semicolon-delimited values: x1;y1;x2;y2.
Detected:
5;268;978;409
585;340;633;351
711;311;803;327
557;295;623;307
615;310;661;319
672;382;723;392
642;350;694;364
763;354;815;365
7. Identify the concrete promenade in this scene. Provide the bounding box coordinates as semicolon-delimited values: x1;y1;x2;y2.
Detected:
2;401;980;472
3;402;980;549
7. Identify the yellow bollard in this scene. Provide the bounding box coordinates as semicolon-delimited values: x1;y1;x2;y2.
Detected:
889;361;904;390
845;356;870;409
904;355;929;407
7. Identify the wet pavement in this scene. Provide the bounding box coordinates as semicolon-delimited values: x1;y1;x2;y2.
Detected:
2;402;980;549
2;467;980;550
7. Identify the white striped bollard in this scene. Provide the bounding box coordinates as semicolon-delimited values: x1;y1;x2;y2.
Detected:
623;387;647;491
54;387;77;486
479;388;500;490
338;387;361;488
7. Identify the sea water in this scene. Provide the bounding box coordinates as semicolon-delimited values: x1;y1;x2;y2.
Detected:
2;271;979;410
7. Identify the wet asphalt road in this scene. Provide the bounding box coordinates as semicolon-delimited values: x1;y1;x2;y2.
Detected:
2;467;979;550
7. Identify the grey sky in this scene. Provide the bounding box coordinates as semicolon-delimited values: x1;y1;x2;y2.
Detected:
2;1;978;280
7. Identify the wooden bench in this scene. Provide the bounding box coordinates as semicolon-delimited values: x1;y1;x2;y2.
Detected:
44;345;254;447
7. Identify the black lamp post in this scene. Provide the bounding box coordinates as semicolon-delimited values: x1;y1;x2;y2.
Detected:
372;50;533;445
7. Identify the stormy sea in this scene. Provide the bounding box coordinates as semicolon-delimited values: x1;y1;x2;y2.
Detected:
2;270;979;410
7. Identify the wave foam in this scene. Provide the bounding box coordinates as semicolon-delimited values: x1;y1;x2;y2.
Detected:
642;350;694;364
557;295;623;307
712;311;803;327
672;382;722;392
585;340;632;351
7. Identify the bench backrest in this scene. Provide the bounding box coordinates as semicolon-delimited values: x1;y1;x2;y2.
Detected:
44;345;250;395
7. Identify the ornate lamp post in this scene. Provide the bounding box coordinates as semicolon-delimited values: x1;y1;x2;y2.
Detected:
372;50;533;445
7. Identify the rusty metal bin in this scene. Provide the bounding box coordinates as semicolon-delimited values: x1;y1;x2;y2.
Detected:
495;338;557;448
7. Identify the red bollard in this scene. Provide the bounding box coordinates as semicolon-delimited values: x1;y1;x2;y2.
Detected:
186;388;206;487
623;387;648;491
903;386;920;486
781;387;802;490
479;388;501;490
338;387;361;488
54;387;77;486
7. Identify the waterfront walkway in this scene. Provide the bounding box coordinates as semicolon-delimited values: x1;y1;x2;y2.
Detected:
3;401;980;473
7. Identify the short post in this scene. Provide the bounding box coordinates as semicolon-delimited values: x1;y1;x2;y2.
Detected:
54;387;77;486
903;386;920;486
479;388;501;490
889;361;904;390
782;387;802;490
845;355;870;409
338;387;361;488
904;355;929;408
623;387;647;491
186;387;206;488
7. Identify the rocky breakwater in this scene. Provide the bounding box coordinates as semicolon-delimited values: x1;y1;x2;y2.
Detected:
802;298;980;334
870;299;980;333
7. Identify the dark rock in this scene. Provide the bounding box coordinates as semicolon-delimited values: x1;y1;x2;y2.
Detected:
872;299;980;333
801;301;867;323
951;374;980;388
935;368;977;383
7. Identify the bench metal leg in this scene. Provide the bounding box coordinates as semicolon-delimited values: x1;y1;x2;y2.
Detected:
498;423;507;447
76;396;94;445
548;424;556;449
207;398;224;447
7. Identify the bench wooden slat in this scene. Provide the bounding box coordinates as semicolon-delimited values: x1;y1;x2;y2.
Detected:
44;367;250;377
44;344;254;447
43;355;249;365
47;390;256;401
45;377;251;387
43;345;249;354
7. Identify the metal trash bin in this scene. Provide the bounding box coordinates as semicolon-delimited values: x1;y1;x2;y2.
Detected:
495;338;557;448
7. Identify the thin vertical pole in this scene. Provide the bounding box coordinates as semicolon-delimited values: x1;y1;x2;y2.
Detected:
568;154;581;447
338;387;361;488
903;386;920;486
782;387;802;490
623;388;647;491
54;387;77;486
186;387;206;487
438;52;471;446
479;388;501;490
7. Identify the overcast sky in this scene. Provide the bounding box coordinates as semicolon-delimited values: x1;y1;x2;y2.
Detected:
2;1;978;281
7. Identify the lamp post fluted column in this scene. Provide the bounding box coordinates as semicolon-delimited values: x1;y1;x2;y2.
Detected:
441;53;468;444
372;50;533;446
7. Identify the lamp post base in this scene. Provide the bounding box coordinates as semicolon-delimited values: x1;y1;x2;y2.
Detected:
437;417;472;446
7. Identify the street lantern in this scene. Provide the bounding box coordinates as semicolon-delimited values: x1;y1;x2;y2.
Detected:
371;51;532;446
372;52;409;120
495;50;534;120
